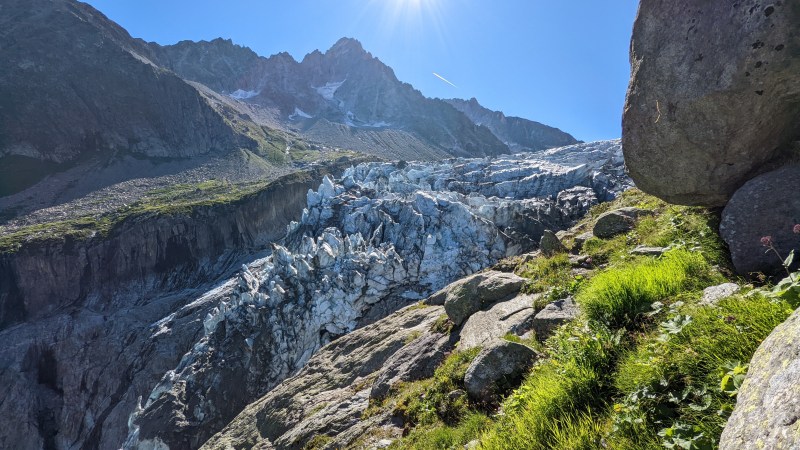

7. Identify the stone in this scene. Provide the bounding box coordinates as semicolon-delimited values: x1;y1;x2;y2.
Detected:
721;165;800;277
622;1;800;207
459;294;539;350
443;271;526;325
540;230;566;256
593;207;648;239
463;341;539;403
629;246;668;257
699;283;741;307
719;307;800;450
376;439;394;448
531;297;580;340
370;332;452;399
572;231;594;253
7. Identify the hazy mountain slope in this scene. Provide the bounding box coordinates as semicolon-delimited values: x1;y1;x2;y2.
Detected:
0;0;266;197
446;97;579;151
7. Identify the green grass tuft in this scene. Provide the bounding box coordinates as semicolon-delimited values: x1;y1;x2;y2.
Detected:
577;249;717;328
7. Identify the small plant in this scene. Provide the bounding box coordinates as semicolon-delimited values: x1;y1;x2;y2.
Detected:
760;223;800;281
431;314;454;334
718;361;748;398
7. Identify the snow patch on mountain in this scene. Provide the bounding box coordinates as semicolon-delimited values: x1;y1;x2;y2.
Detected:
229;89;260;100
315;80;346;101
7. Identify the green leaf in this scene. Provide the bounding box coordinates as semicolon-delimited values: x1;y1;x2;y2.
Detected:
785;250;795;268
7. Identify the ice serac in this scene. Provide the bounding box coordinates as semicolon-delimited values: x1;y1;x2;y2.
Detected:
622;0;800;206
125;140;629;449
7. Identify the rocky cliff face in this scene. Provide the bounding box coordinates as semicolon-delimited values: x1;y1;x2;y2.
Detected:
0;0;259;194
0;167;337;450
123;140;628;449
446;98;579;151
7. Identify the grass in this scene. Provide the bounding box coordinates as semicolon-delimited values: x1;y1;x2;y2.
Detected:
609;293;794;449
392;348;481;427
479;323;619;450
577;249;719;328
389;413;491;450
0;178;275;253
516;253;574;298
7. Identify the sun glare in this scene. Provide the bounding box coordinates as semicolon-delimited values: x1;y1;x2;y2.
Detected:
372;0;449;49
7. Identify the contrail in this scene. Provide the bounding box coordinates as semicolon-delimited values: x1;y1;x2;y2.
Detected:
432;72;458;88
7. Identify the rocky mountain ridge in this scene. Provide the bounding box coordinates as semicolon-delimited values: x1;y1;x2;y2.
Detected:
445;98;579;152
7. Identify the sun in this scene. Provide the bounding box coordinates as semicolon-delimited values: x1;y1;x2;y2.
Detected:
373;0;448;44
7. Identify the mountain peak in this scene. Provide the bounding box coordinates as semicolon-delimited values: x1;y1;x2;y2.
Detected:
328;37;365;54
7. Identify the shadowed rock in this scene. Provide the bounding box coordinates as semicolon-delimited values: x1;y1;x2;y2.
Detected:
622;1;800;206
463;341;539;403
720;165;800;277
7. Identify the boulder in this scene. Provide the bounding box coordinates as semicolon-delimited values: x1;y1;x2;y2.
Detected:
463;341;538;402
572;231;594;253
629;246;668;257
699;283;741;307
459;294;538;350
370;332;452;399
622;1;800;207
719;307;800;450
531;297;580;340
593;207;648;239
720;165;800;276
442;271;526;325
539;229;566;256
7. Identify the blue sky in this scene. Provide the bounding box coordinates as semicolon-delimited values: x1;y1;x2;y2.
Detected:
83;0;638;142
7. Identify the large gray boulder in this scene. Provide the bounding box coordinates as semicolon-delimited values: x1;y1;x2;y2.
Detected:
720;165;800;276
531;297;580;340
622;1;800;207
463;341;538;403
719;307;800;450
540;229;566;256
593;207;649;239
441;271;526;325
458;294;538;350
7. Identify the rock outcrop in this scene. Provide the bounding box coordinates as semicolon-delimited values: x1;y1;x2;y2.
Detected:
622;0;800;207
463;341;539;403
458;294;538;350
719;307;800;450
593;207;649;239
199;303;447;450
720;165;800;277
443;271;526;326
531;297;580;340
